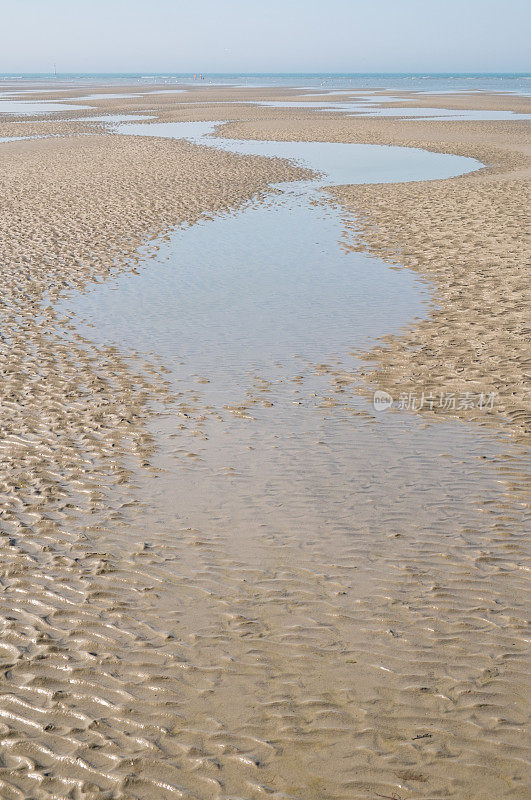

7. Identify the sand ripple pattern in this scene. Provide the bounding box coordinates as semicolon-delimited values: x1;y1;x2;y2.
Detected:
0;93;529;798
333;174;531;441
0;464;529;799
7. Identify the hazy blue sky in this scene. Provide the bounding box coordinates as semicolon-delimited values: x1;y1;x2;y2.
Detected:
1;0;529;73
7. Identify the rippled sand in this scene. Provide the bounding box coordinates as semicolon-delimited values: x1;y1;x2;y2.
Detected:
0;86;529;799
219;107;530;440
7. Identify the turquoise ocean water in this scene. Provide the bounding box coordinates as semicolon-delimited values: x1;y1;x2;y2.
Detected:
0;72;530;95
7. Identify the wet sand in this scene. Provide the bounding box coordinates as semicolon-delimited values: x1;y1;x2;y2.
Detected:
0;86;529;799
211;101;530;439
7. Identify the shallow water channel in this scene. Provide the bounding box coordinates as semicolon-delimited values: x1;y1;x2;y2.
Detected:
49;121;531;799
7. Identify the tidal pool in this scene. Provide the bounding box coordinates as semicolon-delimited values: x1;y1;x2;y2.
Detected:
60;121;481;398
52;119;530;800
252;96;531;121
54;119;510;549
0;99;92;115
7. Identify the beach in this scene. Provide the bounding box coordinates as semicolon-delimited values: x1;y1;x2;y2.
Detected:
0;84;529;800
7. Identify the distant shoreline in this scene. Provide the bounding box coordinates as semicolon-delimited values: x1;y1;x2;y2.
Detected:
1;71;530;96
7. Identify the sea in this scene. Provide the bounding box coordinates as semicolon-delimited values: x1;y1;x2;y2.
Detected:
0;73;530;95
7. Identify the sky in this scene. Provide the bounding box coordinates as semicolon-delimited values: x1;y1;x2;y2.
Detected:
1;0;529;74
